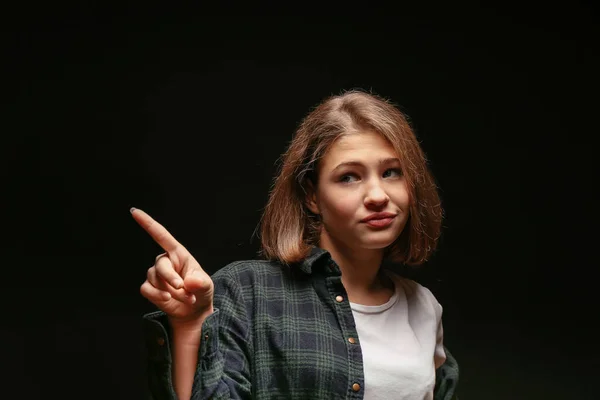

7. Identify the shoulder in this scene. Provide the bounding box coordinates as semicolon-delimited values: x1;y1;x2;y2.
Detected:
211;258;292;284
210;259;302;312
385;270;433;298
385;270;443;318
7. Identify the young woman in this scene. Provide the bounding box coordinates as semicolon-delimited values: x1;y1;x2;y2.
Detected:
132;90;459;400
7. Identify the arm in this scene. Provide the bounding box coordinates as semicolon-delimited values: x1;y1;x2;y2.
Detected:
431;300;459;400
170;312;211;399
132;209;251;399
434;346;460;400
143;267;252;400
433;307;459;400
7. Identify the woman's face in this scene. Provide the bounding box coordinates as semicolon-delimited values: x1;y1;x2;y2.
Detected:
308;131;411;253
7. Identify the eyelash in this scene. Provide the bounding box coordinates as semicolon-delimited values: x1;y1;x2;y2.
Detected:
339;168;403;183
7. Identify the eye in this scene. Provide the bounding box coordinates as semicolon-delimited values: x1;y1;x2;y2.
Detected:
383;168;403;178
339;173;359;183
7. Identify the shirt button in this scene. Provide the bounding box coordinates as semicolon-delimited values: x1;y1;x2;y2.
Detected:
157;337;165;346
335;295;344;303
348;337;356;344
352;383;361;392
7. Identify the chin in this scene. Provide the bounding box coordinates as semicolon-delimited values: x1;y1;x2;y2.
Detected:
359;231;401;250
360;237;397;250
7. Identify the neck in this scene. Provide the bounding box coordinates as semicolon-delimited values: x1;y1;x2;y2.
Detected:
318;234;388;301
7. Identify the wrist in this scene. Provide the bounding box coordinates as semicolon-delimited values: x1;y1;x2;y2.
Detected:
169;306;214;334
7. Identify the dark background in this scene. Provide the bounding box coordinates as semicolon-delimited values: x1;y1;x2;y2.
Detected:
2;2;598;399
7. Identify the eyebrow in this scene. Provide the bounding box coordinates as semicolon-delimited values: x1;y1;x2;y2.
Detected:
331;157;401;172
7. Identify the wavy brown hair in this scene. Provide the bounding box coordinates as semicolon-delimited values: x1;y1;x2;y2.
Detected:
259;89;442;266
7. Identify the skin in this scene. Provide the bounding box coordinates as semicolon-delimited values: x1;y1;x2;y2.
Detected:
306;130;411;305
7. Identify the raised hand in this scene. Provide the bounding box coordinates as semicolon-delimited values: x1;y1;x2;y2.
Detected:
131;208;214;325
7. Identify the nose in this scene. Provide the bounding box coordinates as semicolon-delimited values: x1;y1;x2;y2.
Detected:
364;182;389;208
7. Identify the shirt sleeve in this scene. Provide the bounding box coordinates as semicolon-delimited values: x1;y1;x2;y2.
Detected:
142;268;253;399
433;303;460;400
434;345;460;400
434;303;446;370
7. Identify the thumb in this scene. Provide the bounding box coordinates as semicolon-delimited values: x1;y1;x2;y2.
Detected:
183;270;211;293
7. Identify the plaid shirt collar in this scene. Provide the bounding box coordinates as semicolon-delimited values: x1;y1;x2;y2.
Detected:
297;246;342;275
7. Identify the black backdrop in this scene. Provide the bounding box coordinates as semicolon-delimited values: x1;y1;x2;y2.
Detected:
3;2;598;399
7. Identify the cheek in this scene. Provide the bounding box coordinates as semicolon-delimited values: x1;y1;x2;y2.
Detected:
391;182;411;207
320;190;360;221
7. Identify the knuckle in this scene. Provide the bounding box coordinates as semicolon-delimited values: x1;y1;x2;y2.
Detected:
155;256;172;270
140;282;149;296
156;263;175;278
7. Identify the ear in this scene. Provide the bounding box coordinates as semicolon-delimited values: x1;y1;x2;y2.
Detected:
304;180;320;215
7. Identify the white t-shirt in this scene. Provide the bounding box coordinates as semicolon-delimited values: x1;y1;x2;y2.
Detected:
350;273;446;400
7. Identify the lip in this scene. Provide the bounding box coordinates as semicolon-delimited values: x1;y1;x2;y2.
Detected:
361;212;397;223
361;212;397;228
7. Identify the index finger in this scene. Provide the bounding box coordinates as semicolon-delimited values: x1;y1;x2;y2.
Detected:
130;208;183;254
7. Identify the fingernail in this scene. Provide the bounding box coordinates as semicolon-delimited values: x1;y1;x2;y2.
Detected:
190;295;196;304
173;279;183;289
130;207;137;214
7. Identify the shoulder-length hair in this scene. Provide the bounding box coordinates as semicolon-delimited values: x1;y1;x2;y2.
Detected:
259;89;443;266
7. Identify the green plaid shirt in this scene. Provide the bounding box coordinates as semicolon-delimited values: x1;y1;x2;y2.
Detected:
143;247;459;399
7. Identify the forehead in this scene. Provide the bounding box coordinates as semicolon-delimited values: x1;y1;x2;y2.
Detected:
320;131;398;168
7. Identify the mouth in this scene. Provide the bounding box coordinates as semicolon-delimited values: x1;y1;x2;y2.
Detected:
360;213;397;228
361;212;397;223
